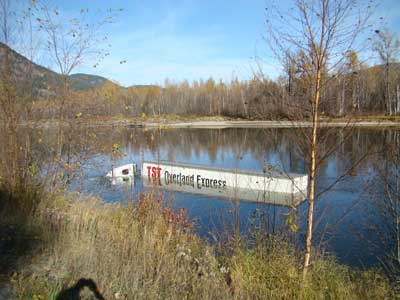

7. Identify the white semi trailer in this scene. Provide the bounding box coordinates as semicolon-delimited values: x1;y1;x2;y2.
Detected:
142;160;308;206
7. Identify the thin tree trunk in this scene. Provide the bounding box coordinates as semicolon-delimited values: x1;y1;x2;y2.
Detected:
396;133;400;265
303;68;321;276
396;85;400;115
340;78;345;116
386;62;391;115
50;76;67;188
240;89;248;118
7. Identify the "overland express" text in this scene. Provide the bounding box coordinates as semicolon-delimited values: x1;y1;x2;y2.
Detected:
146;166;226;189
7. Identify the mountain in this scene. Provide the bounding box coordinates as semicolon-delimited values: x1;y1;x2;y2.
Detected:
69;73;110;91
0;42;113;98
127;84;161;91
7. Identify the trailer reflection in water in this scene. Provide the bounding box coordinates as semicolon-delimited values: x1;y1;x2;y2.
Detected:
142;177;306;207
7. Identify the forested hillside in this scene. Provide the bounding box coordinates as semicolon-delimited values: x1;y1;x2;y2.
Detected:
0;42;111;97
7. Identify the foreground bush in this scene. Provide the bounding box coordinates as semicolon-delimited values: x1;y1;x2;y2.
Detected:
230;249;391;300
8;193;395;300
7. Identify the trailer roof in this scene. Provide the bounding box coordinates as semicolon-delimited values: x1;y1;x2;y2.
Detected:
143;160;307;179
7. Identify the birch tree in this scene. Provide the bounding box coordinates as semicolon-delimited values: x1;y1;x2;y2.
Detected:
266;0;372;274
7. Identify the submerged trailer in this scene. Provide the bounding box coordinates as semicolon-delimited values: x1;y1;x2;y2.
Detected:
142;160;308;206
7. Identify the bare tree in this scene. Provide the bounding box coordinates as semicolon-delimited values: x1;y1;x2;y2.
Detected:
373;29;400;115
35;2;118;189
266;0;372;275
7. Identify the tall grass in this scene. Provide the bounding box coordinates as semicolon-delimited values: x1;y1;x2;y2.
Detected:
230;248;391;300
13;193;231;299
9;192;395;300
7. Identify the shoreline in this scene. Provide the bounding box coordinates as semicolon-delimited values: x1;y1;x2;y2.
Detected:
143;120;400;128
21;117;400;129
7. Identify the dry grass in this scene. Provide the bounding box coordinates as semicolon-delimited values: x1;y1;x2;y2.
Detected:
230;248;392;300
7;192;395;300
12;194;231;300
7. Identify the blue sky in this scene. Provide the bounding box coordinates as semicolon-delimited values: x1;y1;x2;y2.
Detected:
42;0;400;86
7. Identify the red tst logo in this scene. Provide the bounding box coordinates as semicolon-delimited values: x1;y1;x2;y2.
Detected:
147;166;162;178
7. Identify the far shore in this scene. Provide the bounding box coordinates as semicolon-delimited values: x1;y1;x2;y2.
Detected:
22;116;400;129
142;119;400;129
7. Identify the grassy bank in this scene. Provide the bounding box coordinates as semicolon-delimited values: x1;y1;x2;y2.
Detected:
1;189;395;300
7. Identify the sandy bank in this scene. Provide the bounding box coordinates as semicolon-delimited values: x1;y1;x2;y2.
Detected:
22;118;400;129
142;120;400;129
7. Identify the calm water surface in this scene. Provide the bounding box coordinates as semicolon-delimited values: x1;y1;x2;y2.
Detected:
62;127;398;268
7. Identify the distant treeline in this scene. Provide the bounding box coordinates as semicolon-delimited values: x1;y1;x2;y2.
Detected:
30;63;400;121
1;40;399;121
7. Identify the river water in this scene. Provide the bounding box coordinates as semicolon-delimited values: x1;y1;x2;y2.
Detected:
58;126;399;269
